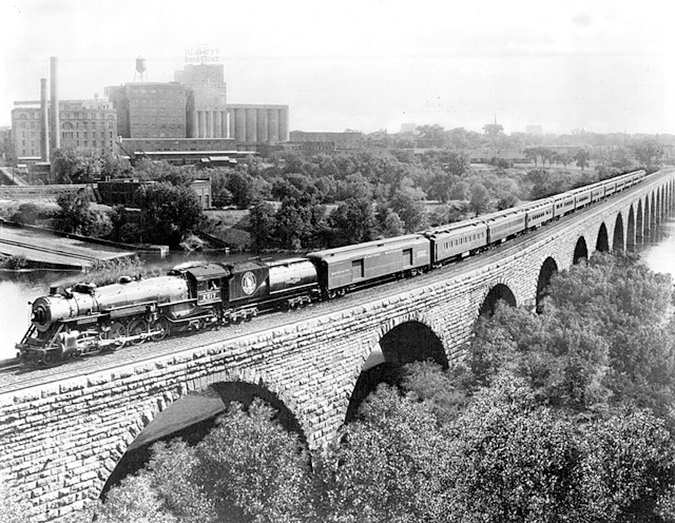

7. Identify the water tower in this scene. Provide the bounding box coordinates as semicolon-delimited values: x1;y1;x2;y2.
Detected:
134;56;148;81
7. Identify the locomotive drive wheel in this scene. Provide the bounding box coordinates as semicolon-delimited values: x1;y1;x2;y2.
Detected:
128;319;148;345
150;317;170;341
108;322;127;349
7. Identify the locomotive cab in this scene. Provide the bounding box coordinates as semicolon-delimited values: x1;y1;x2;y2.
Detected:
184;264;230;305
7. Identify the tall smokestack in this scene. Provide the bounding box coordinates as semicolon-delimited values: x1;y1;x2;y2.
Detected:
40;78;49;161
49;56;60;151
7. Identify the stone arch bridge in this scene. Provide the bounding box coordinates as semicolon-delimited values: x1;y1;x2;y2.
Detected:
1;169;674;521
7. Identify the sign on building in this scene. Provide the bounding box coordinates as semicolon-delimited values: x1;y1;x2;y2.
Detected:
185;45;220;64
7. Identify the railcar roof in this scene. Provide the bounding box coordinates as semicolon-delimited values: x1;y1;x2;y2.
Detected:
307;234;428;258
425;220;487;237
307;235;429;263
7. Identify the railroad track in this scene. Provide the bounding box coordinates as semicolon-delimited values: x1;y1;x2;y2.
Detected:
0;236;102;264
0;171;671;394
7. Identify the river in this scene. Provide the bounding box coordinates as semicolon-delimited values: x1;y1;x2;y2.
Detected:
1;220;674;363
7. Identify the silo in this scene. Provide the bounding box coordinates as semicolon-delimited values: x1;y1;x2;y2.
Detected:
267;108;279;142
257;108;268;142
279;107;289;142
235;108;246;142
245;108;257;142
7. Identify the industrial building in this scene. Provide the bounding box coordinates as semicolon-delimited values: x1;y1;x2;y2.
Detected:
105;62;288;146
11;97;117;162
8;56;290;169
289;130;363;151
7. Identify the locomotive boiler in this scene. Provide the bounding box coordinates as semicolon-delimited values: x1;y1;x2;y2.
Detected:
17;258;320;365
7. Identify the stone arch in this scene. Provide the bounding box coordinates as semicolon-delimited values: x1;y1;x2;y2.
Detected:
596;223;609;253
573;236;588;264
98;371;305;498
612;212;624;252
345;318;448;423
636;199;644;244
536;257;558;312
378;321;448;367
627;205;636;250
479;282;517;317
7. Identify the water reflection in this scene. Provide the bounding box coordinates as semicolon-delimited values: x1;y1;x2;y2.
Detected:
639;216;675;278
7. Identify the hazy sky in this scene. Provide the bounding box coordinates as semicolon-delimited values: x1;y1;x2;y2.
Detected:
1;0;673;135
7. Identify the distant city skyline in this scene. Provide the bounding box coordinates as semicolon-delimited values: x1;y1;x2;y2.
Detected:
1;0;673;135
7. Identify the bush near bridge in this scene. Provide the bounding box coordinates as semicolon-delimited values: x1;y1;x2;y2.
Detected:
49;252;675;523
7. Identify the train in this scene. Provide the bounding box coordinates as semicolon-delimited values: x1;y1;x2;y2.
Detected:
16;169;646;365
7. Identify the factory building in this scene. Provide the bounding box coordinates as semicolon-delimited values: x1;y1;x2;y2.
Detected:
106;63;288;145
104;82;187;139
176;64;228;139
11;97;117;162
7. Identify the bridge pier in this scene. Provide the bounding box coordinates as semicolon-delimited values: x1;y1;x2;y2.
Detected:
0;170;674;522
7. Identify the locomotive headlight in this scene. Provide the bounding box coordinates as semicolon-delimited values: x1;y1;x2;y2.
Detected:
32;304;49;325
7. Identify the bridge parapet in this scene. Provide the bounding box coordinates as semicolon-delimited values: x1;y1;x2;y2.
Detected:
0;169;673;522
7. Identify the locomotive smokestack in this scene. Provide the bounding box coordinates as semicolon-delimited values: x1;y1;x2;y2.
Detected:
49;56;60;152
40;78;49;162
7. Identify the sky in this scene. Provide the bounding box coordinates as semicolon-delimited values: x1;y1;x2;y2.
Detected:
1;0;674;135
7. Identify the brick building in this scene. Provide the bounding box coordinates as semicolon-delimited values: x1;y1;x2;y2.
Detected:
98;177;212;210
105;83;187;139
289;130;364;151
11;97;117;162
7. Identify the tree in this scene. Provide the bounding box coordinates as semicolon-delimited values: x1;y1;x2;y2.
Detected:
317;385;453;522
580;409;675;522
524;148;539;167
630;139;663;168
483;123;504;139
390;185;427;233
329;197;377;246
469;182;490;216
248;200;276;250
274;197;324;250
196;401;316;523
227;171;258;209
51;147;85;184
553;152;572;168
137;182;204;247
374;203;405;238
416;124;446;146
574;149;590;170
55;190;98;235
65;474;180;523
446;377;586;523
100;154;132;179
545;253;675;419
0;476;31;523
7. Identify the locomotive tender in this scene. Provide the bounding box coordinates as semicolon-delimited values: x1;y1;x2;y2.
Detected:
17;169;646;365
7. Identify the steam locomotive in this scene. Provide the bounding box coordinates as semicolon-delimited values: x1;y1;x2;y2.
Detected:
16;169;646;366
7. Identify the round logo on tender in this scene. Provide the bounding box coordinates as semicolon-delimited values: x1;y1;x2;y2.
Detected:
241;271;257;295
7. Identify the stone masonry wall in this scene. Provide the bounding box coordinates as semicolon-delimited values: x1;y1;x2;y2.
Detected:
0;171;672;522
